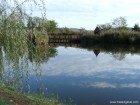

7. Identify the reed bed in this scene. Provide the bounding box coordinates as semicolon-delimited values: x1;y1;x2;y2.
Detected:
81;30;140;44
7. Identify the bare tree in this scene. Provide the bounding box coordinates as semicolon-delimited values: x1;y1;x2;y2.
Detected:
112;16;127;30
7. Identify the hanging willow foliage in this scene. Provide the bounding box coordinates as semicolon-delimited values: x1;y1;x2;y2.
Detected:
0;0;57;91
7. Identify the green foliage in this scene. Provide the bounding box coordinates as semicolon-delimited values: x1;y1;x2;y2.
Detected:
64;27;71;33
46;20;58;33
0;0;56;99
112;16;127;30
27;17;36;29
81;30;140;44
0;1;62;105
33;17;43;30
0;98;7;105
0;83;73;105
27;17;58;32
133;23;140;31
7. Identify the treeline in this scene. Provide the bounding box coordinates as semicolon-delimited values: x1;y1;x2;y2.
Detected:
95;16;140;32
80;16;140;44
26;16;58;32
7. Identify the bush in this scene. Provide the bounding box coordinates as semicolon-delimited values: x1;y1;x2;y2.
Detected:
0;98;7;105
81;30;140;44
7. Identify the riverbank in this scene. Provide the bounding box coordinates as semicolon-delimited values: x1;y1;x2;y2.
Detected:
48;30;140;44
81;30;140;44
0;84;71;105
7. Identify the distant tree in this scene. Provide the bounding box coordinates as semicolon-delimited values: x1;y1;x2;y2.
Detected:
112;53;126;61
63;27;70;33
112;16;127;30
46;20;58;33
94;26;101;34
99;23;112;31
133;23;140;31
79;27;86;34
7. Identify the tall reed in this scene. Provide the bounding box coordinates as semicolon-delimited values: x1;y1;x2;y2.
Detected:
81;30;140;44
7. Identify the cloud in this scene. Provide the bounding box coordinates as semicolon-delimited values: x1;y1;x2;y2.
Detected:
44;0;140;29
17;0;140;29
121;83;140;88
80;81;117;88
37;47;140;79
79;81;140;89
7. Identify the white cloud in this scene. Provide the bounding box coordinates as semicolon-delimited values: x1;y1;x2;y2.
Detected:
13;0;140;29
121;83;140;88
43;0;140;29
37;47;140;78
79;81;140;89
81;81;117;88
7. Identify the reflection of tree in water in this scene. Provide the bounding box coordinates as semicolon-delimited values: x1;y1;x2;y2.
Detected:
93;49;100;57
80;43;140;60
0;32;57;92
28;42;57;63
0;46;4;80
112;53;126;61
0;15;57;91
0;0;53;95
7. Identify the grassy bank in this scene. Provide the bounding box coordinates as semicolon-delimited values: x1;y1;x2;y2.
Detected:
0;84;72;105
81;30;140;44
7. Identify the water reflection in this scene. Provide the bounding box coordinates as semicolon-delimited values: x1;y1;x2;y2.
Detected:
80;43;140;61
41;47;140;79
80;81;117;88
1;41;140;105
40;44;140;105
0;38;57;90
0;46;4;80
93;49;100;57
27;43;57;63
79;81;140;89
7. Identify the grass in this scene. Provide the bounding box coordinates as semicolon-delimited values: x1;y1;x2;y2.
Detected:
0;98;7;105
0;84;73;105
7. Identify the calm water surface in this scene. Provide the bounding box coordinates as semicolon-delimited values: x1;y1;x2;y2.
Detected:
2;45;140;105
25;46;140;105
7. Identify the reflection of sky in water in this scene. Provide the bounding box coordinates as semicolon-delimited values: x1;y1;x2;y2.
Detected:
28;46;140;105
28;46;140;90
40;47;140;78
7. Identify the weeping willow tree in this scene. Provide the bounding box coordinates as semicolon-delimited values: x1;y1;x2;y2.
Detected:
0;0;57;91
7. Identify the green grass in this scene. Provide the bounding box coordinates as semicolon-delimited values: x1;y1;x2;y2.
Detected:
0;84;73;105
0;98;7;105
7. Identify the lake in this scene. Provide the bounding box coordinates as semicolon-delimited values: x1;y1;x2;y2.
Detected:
1;43;140;105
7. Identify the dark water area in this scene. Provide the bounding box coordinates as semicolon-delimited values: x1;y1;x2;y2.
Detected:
1;43;140;105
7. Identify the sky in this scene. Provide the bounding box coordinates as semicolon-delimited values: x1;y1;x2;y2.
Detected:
44;0;140;30
18;0;140;30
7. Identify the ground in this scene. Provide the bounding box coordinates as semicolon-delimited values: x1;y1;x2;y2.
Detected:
0;84;67;105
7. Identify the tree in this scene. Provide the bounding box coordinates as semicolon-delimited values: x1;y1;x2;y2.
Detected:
112;16;127;30
27;17;36;29
99;23;112;31
44;20;58;33
94;26;101;34
33;17;42;30
0;0;46;29
112;53;126;61
133;23;140;31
